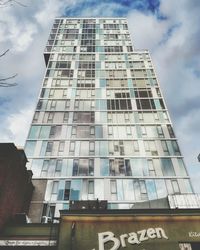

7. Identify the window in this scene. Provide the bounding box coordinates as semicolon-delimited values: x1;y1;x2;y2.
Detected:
136;99;152;110
157;125;164;137
167;125;175;138
50;100;56;110
104;46;123;52
90;126;95;135
72;159;94;176
63;112;69;122
29;125;40;139
52;181;59;194
37;100;43;110
69;141;75;155
89;159;94;176
42;160;49;171
64;181;71;200
70;179;81;200
39;126;50;139
71;126;77;137
72;159;78;176
100;158;109;176
148;159;155;176
139;180;147;194
109;158;125;176
78;159;88;176
73;112;94;123
133;141;139;152
155;179;167;198
161;158;175;176
33;112;39;123
89;141;95;155
110;180;117;194
171;141;180;155
141;126;147;137
161;140;169;155
65;100;70;109
88;180;94;194
125;159;132;176
46;142;53;155
55;160;62;172
146;179;157;200
108;126;113;136
47;112;54;123
49;89;54;97
127;46;133;52
107;99;132;110
25;141;36;156
50;125;61;138
172;180;180;193
80;141;89;155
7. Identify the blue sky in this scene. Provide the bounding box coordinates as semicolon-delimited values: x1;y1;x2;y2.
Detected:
64;0;160;17
0;0;200;192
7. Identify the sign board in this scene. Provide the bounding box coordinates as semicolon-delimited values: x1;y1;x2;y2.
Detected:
58;213;200;250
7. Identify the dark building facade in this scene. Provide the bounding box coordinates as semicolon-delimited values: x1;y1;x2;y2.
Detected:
0;143;34;230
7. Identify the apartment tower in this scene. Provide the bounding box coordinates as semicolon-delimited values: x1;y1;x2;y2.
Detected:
25;17;193;222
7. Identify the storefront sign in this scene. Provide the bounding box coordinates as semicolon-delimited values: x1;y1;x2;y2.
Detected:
92;227;168;250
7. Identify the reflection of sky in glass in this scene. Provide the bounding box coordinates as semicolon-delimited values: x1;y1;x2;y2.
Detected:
161;158;175;176
183;179;193;193
70;179;81;200
95;125;103;138
99;141;108;156
95;179;104;199
29;125;40;139
62;159;70;176
117;180;124;200
40;126;51;139
40;141;47;156
100;158;109;176
48;159;56;175
146;179;157;200
123;180;135;200
57;180;65;200
177;159;187;176
25;141;36;157
130;159;143;176
31;159;43;176
155;179;167;198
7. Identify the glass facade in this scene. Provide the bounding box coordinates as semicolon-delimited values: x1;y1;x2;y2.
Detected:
25;17;193;219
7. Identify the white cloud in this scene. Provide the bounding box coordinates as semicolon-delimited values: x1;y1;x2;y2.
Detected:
34;0;64;27
14;23;37;52
34;0;78;27
127;11;170;51
1;106;34;147
0;12;37;52
127;0;200;192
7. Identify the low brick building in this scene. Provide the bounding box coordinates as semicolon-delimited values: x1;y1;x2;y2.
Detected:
0;143;34;230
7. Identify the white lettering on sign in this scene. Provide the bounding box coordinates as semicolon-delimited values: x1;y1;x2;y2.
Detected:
189;231;200;237
95;227;168;250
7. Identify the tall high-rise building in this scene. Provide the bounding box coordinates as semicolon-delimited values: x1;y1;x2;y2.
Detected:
25;17;193;222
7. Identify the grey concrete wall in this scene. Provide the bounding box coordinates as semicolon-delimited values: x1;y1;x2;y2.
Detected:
28;179;47;223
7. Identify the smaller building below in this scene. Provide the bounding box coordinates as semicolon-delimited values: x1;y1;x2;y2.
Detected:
0;143;34;230
1;209;200;250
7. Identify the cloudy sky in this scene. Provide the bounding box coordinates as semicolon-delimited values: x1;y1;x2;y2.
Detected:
0;0;200;191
